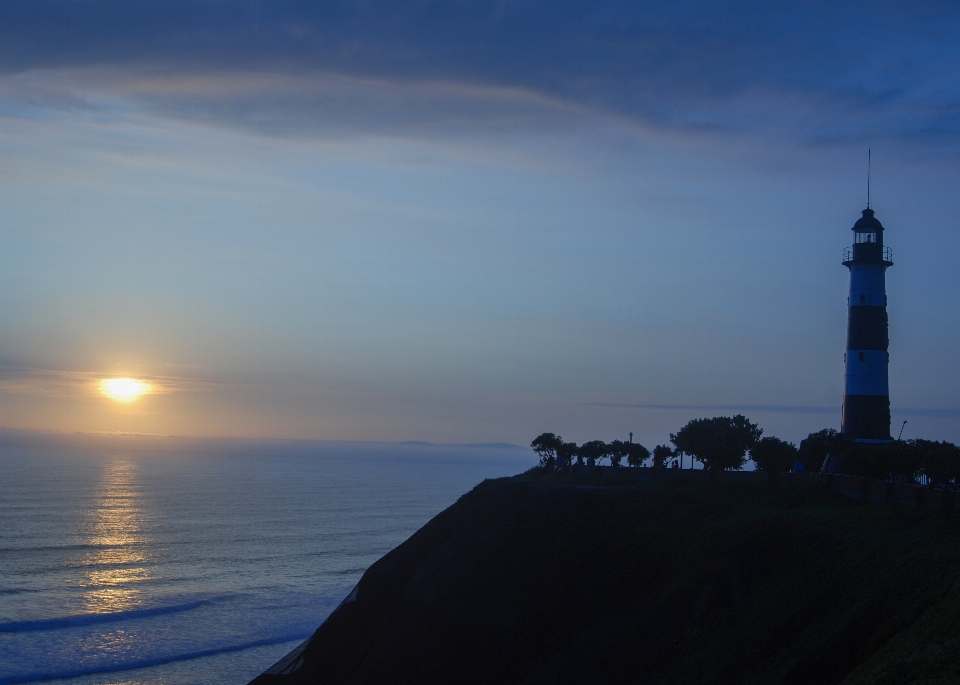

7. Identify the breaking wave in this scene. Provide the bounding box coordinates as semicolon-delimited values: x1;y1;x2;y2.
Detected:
0;634;311;685
0;598;220;633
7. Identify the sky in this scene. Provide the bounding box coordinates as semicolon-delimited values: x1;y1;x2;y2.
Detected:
2;0;960;448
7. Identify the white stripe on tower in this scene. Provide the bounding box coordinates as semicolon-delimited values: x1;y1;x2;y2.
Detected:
844;349;889;396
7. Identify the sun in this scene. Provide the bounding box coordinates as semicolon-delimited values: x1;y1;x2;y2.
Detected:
100;378;151;403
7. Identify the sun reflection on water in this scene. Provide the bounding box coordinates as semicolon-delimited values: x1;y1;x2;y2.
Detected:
80;458;151;615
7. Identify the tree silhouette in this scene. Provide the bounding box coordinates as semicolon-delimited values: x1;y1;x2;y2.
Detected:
670;415;762;471
917;440;960;489
652;444;674;469
840;440;908;481
579;440;608;467
606;440;625;466
557;441;580;467
531;433;564;467
626;442;650;467
798;429;850;473
750;437;798;472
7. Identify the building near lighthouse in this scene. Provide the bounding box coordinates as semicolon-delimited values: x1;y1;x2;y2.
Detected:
842;207;893;442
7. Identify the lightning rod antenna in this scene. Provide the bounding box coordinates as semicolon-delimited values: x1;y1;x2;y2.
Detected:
867;148;871;209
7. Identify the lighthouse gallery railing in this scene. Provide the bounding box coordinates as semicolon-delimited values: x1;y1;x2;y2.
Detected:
843;246;893;263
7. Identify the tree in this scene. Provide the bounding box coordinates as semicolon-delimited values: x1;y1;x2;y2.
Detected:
607;440;629;466
837;440;922;481
652;444;674;469
916;440;960;489
880;440;921;482
557;441;579;467
625;442;650;467
798;429;850;473
750;437;798;472
670;415;762;471
531;433;564;467
579;440;608;467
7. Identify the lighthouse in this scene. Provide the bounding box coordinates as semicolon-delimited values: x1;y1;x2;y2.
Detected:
841;207;893;441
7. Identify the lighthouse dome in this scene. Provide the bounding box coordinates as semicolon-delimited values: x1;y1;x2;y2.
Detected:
853;208;884;231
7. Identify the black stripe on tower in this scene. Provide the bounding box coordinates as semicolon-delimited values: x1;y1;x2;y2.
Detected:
846;306;889;351
842;395;891;441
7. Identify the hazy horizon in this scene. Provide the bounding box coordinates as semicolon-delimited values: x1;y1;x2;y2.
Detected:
0;426;531;453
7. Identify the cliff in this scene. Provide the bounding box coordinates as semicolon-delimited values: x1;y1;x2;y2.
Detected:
251;470;960;685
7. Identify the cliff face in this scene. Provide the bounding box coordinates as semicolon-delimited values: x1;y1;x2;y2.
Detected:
252;472;960;685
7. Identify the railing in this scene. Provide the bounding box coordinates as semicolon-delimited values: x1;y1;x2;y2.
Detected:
843;246;893;263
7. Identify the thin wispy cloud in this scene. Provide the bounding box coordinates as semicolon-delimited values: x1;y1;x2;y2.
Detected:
587;402;839;414
0;68;586;139
588;402;960;419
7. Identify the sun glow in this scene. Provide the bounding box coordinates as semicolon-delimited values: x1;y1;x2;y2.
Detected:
100;378;150;403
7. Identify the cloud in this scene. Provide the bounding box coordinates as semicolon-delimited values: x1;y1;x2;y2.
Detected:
588;402;960;418
587;402;839;414
1;0;959;148
97;69;586;137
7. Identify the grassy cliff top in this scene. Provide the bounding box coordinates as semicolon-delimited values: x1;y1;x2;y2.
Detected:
254;470;960;685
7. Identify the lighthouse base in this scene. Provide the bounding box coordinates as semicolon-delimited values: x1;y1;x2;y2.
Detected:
842;394;892;441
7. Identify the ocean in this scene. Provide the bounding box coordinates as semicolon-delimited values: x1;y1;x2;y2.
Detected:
0;438;531;685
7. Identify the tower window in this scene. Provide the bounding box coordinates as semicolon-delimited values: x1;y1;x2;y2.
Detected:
860;293;866;304
859;352;866;362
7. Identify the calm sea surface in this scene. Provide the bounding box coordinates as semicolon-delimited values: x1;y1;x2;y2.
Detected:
0;441;530;685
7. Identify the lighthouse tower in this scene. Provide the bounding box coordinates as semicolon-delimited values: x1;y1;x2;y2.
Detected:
841;207;893;441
